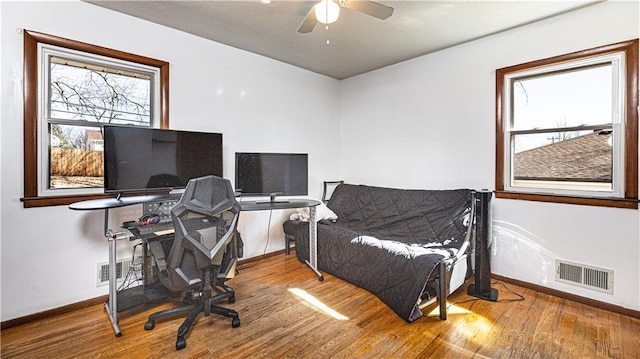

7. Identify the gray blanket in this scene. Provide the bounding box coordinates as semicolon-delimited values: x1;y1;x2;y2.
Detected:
285;184;473;322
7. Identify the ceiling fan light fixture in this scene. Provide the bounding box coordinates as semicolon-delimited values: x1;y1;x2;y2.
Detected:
315;0;340;24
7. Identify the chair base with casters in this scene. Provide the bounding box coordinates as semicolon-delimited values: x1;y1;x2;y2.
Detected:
144;268;241;350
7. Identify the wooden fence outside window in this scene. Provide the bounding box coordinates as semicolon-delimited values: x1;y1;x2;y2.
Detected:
50;148;103;177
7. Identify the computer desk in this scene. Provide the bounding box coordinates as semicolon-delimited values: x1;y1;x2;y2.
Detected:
69;194;177;337
70;196;322;337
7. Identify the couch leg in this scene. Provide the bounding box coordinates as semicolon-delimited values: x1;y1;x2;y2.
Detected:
438;261;449;320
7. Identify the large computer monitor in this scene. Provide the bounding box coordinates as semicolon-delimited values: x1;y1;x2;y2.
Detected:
104;126;223;194
235;152;308;202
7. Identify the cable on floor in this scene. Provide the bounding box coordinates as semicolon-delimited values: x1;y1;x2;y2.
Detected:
448;280;525;309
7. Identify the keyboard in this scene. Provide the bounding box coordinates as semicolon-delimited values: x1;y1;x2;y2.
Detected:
130;220;175;239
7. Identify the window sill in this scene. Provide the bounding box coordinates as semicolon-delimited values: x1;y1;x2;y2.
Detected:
494;190;638;209
21;190;171;208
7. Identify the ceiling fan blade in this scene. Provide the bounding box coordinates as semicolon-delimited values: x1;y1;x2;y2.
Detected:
342;0;393;20
298;6;317;33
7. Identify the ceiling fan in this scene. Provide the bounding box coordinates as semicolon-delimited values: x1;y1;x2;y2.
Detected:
298;0;394;33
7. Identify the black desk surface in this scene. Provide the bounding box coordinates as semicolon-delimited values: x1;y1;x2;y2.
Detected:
239;199;321;212
69;195;319;212
69;194;180;211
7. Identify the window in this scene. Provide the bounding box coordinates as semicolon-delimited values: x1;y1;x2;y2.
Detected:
22;31;170;207
495;39;638;209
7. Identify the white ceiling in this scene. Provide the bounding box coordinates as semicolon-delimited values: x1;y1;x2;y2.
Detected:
85;0;601;80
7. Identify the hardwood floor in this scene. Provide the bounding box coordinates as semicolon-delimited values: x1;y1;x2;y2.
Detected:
2;253;639;358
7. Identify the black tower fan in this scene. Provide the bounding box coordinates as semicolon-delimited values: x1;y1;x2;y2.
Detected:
467;189;498;301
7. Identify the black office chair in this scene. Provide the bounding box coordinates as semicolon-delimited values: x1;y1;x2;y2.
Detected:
144;175;241;350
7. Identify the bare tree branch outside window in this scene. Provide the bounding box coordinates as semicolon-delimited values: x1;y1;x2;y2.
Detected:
48;58;153;189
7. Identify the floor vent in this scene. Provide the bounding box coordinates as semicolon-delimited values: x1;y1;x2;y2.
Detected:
555;260;613;294
97;260;131;287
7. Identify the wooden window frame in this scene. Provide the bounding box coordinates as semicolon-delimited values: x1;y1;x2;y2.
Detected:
21;30;170;208
495;39;639;209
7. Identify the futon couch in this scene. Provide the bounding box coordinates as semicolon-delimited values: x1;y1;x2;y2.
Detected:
283;183;479;322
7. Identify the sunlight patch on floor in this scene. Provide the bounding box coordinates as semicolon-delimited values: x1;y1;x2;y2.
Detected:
458;314;493;338
426;302;472;317
423;302;494;348
425;302;494;344
288;288;349;320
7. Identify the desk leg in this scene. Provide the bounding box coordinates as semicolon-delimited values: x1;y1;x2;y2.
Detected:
304;206;324;281
105;220;122;337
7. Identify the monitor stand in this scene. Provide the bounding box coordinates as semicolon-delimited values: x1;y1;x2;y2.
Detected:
256;193;290;204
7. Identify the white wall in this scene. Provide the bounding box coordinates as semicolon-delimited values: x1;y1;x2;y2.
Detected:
340;1;640;311
2;0;639;323
0;1;341;321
